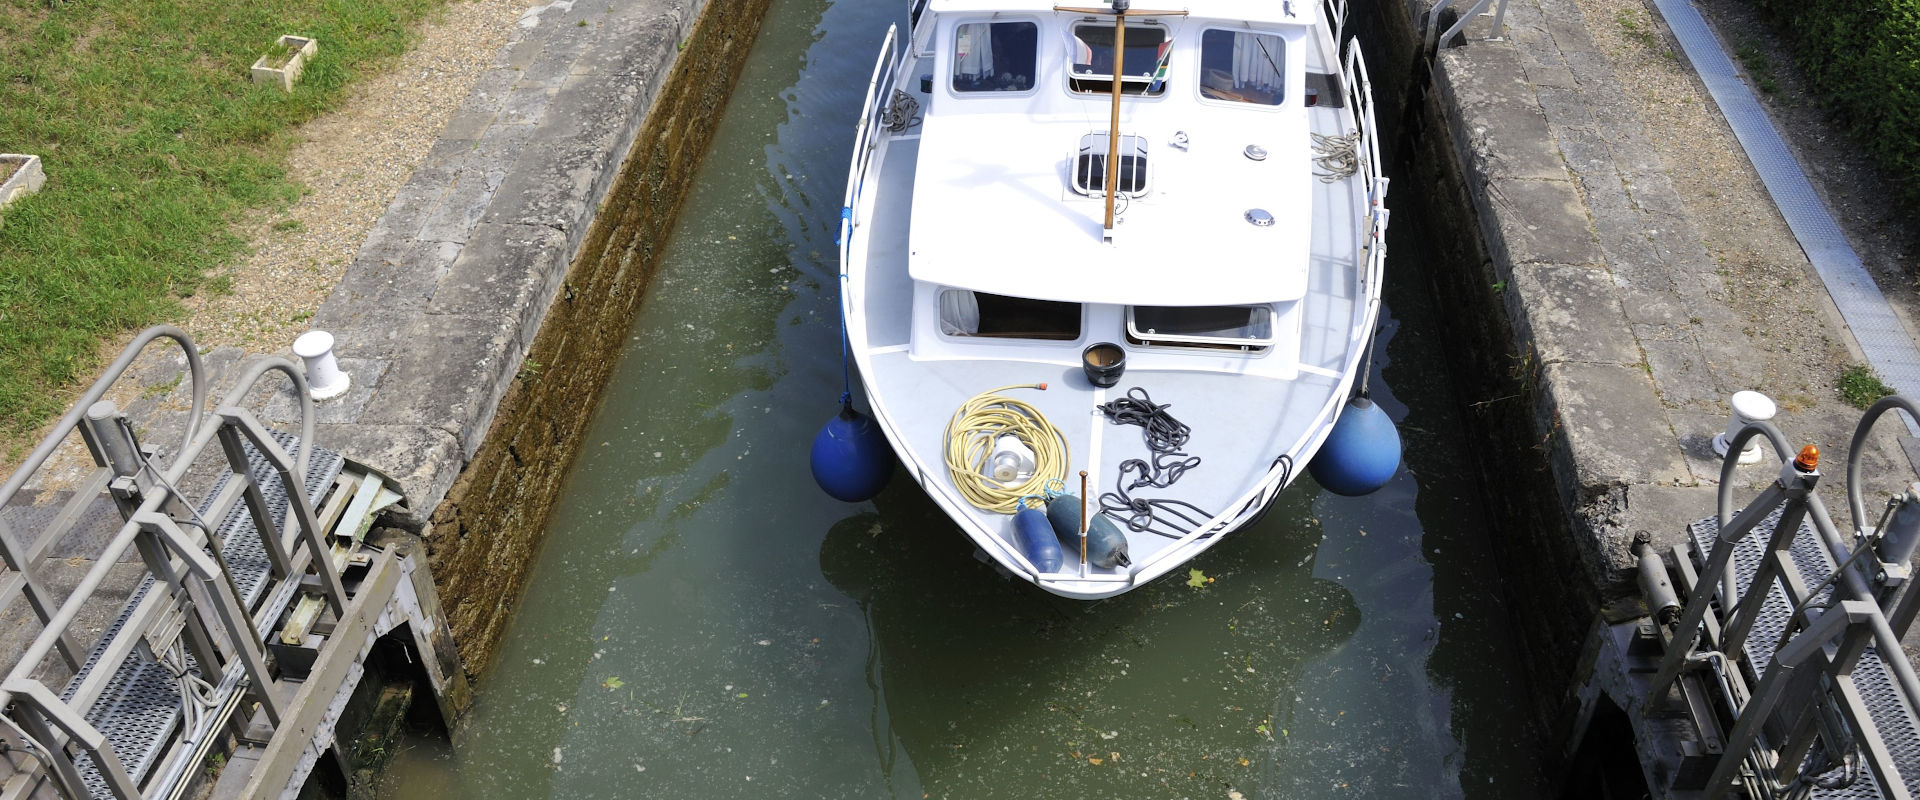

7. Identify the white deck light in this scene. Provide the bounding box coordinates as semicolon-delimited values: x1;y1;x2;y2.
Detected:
293;330;351;400
1711;390;1776;465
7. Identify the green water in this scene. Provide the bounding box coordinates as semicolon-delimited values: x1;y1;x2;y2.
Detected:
377;0;1546;795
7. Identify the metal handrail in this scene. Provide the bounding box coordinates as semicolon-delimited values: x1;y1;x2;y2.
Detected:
0;327;343;800
0;327;209;673
1652;408;1920;798
0;327;208;509
1321;0;1347;44
1423;0;1509;54
839;23;901;269
1343;39;1390;300
1848;395;1920;532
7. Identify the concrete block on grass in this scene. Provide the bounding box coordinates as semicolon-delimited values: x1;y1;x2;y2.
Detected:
251;35;318;92
0;154;44;210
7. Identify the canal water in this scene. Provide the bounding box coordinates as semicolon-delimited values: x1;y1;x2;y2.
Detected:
379;0;1547;796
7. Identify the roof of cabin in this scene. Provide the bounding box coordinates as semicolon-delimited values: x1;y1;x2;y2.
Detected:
923;0;1317;26
906;17;1315;306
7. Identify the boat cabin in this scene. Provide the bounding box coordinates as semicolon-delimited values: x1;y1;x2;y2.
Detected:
897;0;1344;381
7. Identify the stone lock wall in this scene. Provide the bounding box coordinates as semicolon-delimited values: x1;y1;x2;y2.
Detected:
423;0;772;675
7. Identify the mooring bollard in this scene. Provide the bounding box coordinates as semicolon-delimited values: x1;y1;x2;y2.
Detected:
1711;390;1776;465
293;330;351;400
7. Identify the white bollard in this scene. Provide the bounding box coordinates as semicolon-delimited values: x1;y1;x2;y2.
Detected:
293;330;351;400
1711;390;1776;465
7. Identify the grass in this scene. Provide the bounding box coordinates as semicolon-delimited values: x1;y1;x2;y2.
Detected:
262;37;301;69
0;0;450;441
0;159;16;184
1614;8;1678;61
1734;40;1782;95
1838;364;1895;409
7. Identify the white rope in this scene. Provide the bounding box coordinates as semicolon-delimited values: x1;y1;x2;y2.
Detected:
881;90;921;133
1311;130;1362;182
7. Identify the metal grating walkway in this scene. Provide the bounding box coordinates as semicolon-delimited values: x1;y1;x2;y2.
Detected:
1651;0;1920;435
59;432;341;799
1691;511;1920;798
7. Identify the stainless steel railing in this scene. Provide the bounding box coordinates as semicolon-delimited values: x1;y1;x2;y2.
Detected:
1423;0;1510;54
1650;398;1920;799
0;326;346;799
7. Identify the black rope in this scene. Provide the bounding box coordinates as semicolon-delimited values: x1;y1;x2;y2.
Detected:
1096;388;1191;453
1234;454;1296;529
1095;388;1217;538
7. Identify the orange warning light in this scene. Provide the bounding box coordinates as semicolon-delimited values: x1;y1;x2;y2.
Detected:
1794;445;1820;472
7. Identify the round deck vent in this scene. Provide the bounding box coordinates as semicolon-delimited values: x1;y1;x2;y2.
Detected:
1245;208;1274;227
1244;144;1268;161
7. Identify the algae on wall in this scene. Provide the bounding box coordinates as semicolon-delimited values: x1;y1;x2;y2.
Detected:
424;0;774;677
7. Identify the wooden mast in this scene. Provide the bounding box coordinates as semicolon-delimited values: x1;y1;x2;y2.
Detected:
1053;3;1187;241
1103;0;1127;239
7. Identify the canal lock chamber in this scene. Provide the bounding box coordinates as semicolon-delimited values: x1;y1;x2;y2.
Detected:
351;0;1688;795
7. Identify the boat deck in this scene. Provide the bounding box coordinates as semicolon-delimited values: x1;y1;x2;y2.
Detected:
841;8;1380;596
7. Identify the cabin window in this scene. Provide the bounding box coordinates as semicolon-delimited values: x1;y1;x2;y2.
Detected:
1126;304;1274;350
1069;22;1170;95
951;22;1038;93
940;290;1082;340
1197;29;1286;105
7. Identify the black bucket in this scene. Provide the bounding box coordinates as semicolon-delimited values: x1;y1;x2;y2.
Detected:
1082;342;1126;388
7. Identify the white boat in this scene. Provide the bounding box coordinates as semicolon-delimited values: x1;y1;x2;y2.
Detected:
836;0;1390;599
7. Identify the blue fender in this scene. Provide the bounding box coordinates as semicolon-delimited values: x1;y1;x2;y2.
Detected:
810;402;895;502
1307;396;1402;497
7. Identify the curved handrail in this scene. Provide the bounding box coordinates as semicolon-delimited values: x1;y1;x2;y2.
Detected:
0;325;207;508
1716;420;1795;529
1698;412;1920;738
1847;395;1920;531
218;357;316;483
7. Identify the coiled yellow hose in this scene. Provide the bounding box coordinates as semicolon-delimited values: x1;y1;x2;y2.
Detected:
943;383;1071;514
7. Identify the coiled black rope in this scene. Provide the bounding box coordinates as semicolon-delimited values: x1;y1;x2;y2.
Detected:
1095;388;1218;538
1096;388;1190;453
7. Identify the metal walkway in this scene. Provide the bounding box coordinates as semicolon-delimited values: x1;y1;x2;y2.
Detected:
56;432;342;798
1690;509;1920;798
1649;0;1920;433
1585;396;1920;799
0;326;469;800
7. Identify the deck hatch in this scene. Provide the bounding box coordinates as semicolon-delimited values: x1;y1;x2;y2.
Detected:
1072;133;1149;196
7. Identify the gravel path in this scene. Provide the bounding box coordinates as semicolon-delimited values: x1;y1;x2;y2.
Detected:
179;0;525;351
